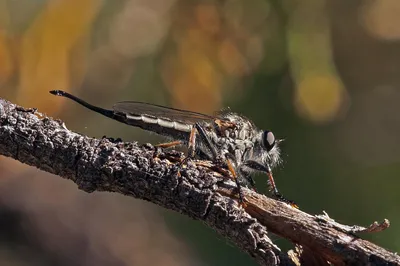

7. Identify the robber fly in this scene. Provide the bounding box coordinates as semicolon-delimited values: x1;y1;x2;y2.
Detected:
49;90;295;207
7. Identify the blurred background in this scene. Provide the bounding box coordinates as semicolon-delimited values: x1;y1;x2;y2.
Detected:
0;0;399;265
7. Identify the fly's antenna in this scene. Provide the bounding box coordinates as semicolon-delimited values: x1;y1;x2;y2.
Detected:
49;90;115;119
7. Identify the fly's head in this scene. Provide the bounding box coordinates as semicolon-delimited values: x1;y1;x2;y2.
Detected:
252;129;282;169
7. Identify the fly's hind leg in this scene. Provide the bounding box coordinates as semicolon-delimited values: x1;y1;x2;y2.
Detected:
174;126;197;176
154;140;184;160
179;122;217;165
193;123;219;160
155;140;183;149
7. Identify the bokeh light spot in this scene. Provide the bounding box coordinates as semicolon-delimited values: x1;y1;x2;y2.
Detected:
361;0;400;40
295;75;347;123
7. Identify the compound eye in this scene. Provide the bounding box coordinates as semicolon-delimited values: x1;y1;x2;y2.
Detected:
263;130;275;151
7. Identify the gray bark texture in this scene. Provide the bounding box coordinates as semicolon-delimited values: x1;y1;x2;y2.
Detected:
0;97;399;266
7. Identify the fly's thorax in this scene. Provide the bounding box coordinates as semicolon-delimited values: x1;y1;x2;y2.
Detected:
205;112;264;162
216;113;257;141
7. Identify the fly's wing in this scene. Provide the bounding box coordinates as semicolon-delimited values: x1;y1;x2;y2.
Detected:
113;101;216;124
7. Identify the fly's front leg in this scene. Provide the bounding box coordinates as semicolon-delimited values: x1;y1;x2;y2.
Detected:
244;160;298;208
243;160;278;194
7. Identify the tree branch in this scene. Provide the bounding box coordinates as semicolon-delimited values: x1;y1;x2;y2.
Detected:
0;98;398;266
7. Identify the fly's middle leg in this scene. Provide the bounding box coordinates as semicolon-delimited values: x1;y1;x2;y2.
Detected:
194;123;247;206
177;122;247;207
193;123;219;160
175;126;197;176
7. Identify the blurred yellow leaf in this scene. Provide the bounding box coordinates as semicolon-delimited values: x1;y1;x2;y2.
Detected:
285;0;349;123
295;75;348;123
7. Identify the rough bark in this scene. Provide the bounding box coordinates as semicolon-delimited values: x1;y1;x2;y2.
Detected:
0;98;398;266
